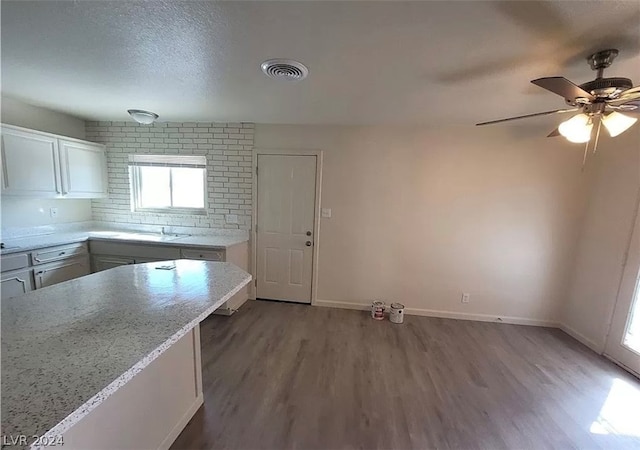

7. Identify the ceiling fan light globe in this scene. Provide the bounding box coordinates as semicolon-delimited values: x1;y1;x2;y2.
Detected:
602;112;637;137
558;114;592;143
564;132;592;144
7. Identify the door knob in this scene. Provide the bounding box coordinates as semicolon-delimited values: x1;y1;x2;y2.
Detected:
306;231;312;236
305;241;312;247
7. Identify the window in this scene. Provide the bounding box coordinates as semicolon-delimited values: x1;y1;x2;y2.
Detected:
129;154;207;214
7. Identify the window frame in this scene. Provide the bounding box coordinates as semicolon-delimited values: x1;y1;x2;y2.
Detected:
129;154;208;216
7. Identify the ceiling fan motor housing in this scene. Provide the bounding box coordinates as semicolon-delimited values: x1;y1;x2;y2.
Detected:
580;78;633;97
565;77;633;105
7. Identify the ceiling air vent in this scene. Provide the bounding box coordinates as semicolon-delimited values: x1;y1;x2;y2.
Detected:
261;59;308;81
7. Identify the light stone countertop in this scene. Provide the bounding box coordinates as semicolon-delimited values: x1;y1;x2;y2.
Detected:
1;260;251;447
0;229;248;255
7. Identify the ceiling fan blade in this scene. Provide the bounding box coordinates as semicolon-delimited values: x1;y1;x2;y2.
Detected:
607;104;640;114
547;128;561;137
620;85;640;96
476;108;578;126
531;77;595;102
608;91;640;106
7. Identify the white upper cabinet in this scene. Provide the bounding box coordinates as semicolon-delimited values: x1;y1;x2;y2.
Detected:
1;126;62;197
1;124;107;198
59;139;108;197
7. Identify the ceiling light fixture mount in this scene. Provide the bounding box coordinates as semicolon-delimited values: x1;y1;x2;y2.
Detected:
127;109;159;125
261;59;309;82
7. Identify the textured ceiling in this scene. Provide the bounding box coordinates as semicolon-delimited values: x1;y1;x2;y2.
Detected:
1;1;639;125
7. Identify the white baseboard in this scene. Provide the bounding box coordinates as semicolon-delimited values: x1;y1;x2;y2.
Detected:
159;393;203;450
314;299;558;327
558;323;604;354
313;299;369;311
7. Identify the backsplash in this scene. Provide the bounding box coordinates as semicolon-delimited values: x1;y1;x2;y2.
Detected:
1;220;249;241
86;121;253;230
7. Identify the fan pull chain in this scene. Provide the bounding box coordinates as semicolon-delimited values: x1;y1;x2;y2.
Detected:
593;116;602;154
581;115;604;170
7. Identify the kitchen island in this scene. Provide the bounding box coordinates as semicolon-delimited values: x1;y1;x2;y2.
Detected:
1;260;251;450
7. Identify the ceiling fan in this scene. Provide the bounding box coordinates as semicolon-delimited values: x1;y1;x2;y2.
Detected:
476;49;640;165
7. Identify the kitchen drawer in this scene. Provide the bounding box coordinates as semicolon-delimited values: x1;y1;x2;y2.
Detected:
90;241;180;260
31;242;88;266
1;252;30;272
180;248;225;261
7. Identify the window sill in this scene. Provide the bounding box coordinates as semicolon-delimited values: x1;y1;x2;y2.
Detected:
132;208;208;216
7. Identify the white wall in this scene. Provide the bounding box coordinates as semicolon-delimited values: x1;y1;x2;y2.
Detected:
255;124;592;324
561;126;640;352
1;96;93;228
1;96;85;139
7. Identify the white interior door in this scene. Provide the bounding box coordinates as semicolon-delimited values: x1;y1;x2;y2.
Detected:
605;202;640;376
256;154;317;303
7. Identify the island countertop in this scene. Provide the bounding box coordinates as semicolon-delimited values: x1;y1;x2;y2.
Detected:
1;260;251;446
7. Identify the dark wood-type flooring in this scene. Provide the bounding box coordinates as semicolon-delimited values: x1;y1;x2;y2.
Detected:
172;300;640;449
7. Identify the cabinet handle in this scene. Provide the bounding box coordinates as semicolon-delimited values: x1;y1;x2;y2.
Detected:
5;276;26;285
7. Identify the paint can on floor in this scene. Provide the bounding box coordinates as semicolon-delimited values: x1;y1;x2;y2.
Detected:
389;303;405;324
371;301;385;320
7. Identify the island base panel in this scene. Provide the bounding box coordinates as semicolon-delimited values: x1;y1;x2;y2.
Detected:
59;325;203;450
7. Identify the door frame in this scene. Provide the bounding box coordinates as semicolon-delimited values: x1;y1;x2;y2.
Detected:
251;148;323;305
603;191;640;377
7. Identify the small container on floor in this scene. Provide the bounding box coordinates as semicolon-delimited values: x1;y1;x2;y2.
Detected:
389;303;405;324
371;301;385;320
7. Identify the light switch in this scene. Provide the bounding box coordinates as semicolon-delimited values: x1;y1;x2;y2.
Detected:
321;208;332;218
225;214;238;224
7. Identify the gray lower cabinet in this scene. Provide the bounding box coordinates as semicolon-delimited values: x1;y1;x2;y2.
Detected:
1;268;35;299
34;256;90;289
90;241;180;272
1;239;247;311
180;248;224;261
91;255;134;272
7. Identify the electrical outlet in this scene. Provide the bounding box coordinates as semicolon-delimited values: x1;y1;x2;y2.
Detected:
50;207;58;218
461;293;470;304
225;214;238;224
321;208;332;218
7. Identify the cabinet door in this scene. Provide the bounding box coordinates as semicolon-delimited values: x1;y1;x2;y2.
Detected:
1;126;61;197
1;268;34;299
59;139;108;198
92;255;135;272
34;257;90;289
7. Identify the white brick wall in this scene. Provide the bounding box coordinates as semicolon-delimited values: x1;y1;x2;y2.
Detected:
86;121;254;230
